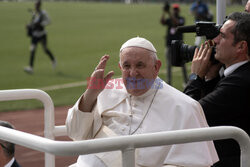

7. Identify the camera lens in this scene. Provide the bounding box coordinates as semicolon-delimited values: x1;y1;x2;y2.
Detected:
171;40;196;66
171;40;217;66
180;44;196;63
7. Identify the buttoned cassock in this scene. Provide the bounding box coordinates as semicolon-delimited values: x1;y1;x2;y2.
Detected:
66;77;218;167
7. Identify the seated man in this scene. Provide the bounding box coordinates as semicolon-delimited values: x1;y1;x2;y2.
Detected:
184;12;250;167
66;37;218;167
0;121;21;167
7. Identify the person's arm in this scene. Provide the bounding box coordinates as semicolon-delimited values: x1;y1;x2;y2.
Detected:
66;55;114;140
79;55;114;113
197;77;243;124
190;41;222;80
184;75;220;100
162;8;182;27
183;76;205;100
184;41;222;100
161;11;169;25
161;3;170;25
66;99;95;140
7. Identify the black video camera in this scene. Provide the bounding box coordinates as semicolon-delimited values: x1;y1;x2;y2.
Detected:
171;21;222;66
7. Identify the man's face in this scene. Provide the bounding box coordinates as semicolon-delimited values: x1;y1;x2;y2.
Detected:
119;47;161;96
213;20;237;67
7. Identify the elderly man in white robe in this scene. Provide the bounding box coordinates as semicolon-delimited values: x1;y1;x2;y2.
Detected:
66;37;219;167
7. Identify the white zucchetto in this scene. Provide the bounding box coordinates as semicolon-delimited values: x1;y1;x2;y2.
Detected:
120;37;157;53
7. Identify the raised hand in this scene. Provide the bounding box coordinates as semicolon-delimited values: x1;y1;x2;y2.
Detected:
79;55;114;112
87;55;114;92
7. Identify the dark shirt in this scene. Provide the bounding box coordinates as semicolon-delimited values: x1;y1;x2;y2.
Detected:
161;15;185;46
184;62;250;166
7;159;21;167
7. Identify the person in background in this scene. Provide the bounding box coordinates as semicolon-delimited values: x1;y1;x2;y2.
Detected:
0;121;21;167
24;0;56;74
184;12;250;167
190;0;213;46
66;37;218;167
160;2;188;86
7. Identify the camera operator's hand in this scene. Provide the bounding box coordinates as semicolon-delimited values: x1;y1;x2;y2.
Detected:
191;42;213;79
205;62;223;80
191;41;222;80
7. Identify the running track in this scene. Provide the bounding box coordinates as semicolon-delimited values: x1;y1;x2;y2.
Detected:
0;106;77;167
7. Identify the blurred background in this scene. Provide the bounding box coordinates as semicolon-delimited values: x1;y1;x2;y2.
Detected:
0;0;245;112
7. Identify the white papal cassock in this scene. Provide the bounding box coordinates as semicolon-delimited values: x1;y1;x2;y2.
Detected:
66;77;219;167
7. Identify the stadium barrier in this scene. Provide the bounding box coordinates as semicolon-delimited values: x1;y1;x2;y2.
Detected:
0;89;60;167
0;89;250;167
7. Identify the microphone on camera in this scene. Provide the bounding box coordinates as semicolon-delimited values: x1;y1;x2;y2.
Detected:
176;25;196;33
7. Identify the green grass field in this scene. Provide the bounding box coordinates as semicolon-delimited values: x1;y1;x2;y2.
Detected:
0;1;244;112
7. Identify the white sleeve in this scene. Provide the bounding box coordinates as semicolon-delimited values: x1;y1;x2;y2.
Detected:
66;95;94;141
163;100;219;167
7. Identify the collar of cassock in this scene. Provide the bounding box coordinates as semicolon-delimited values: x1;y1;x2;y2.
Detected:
97;78;159;114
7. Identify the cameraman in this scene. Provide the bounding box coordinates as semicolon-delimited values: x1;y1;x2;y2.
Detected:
184;12;250;167
160;3;188;85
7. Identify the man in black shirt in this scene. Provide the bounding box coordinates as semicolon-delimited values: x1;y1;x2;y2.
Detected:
161;3;188;86
184;12;250;167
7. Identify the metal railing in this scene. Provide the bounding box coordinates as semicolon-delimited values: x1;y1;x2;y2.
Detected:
1;89;250;167
0;125;250;167
0;89;66;167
